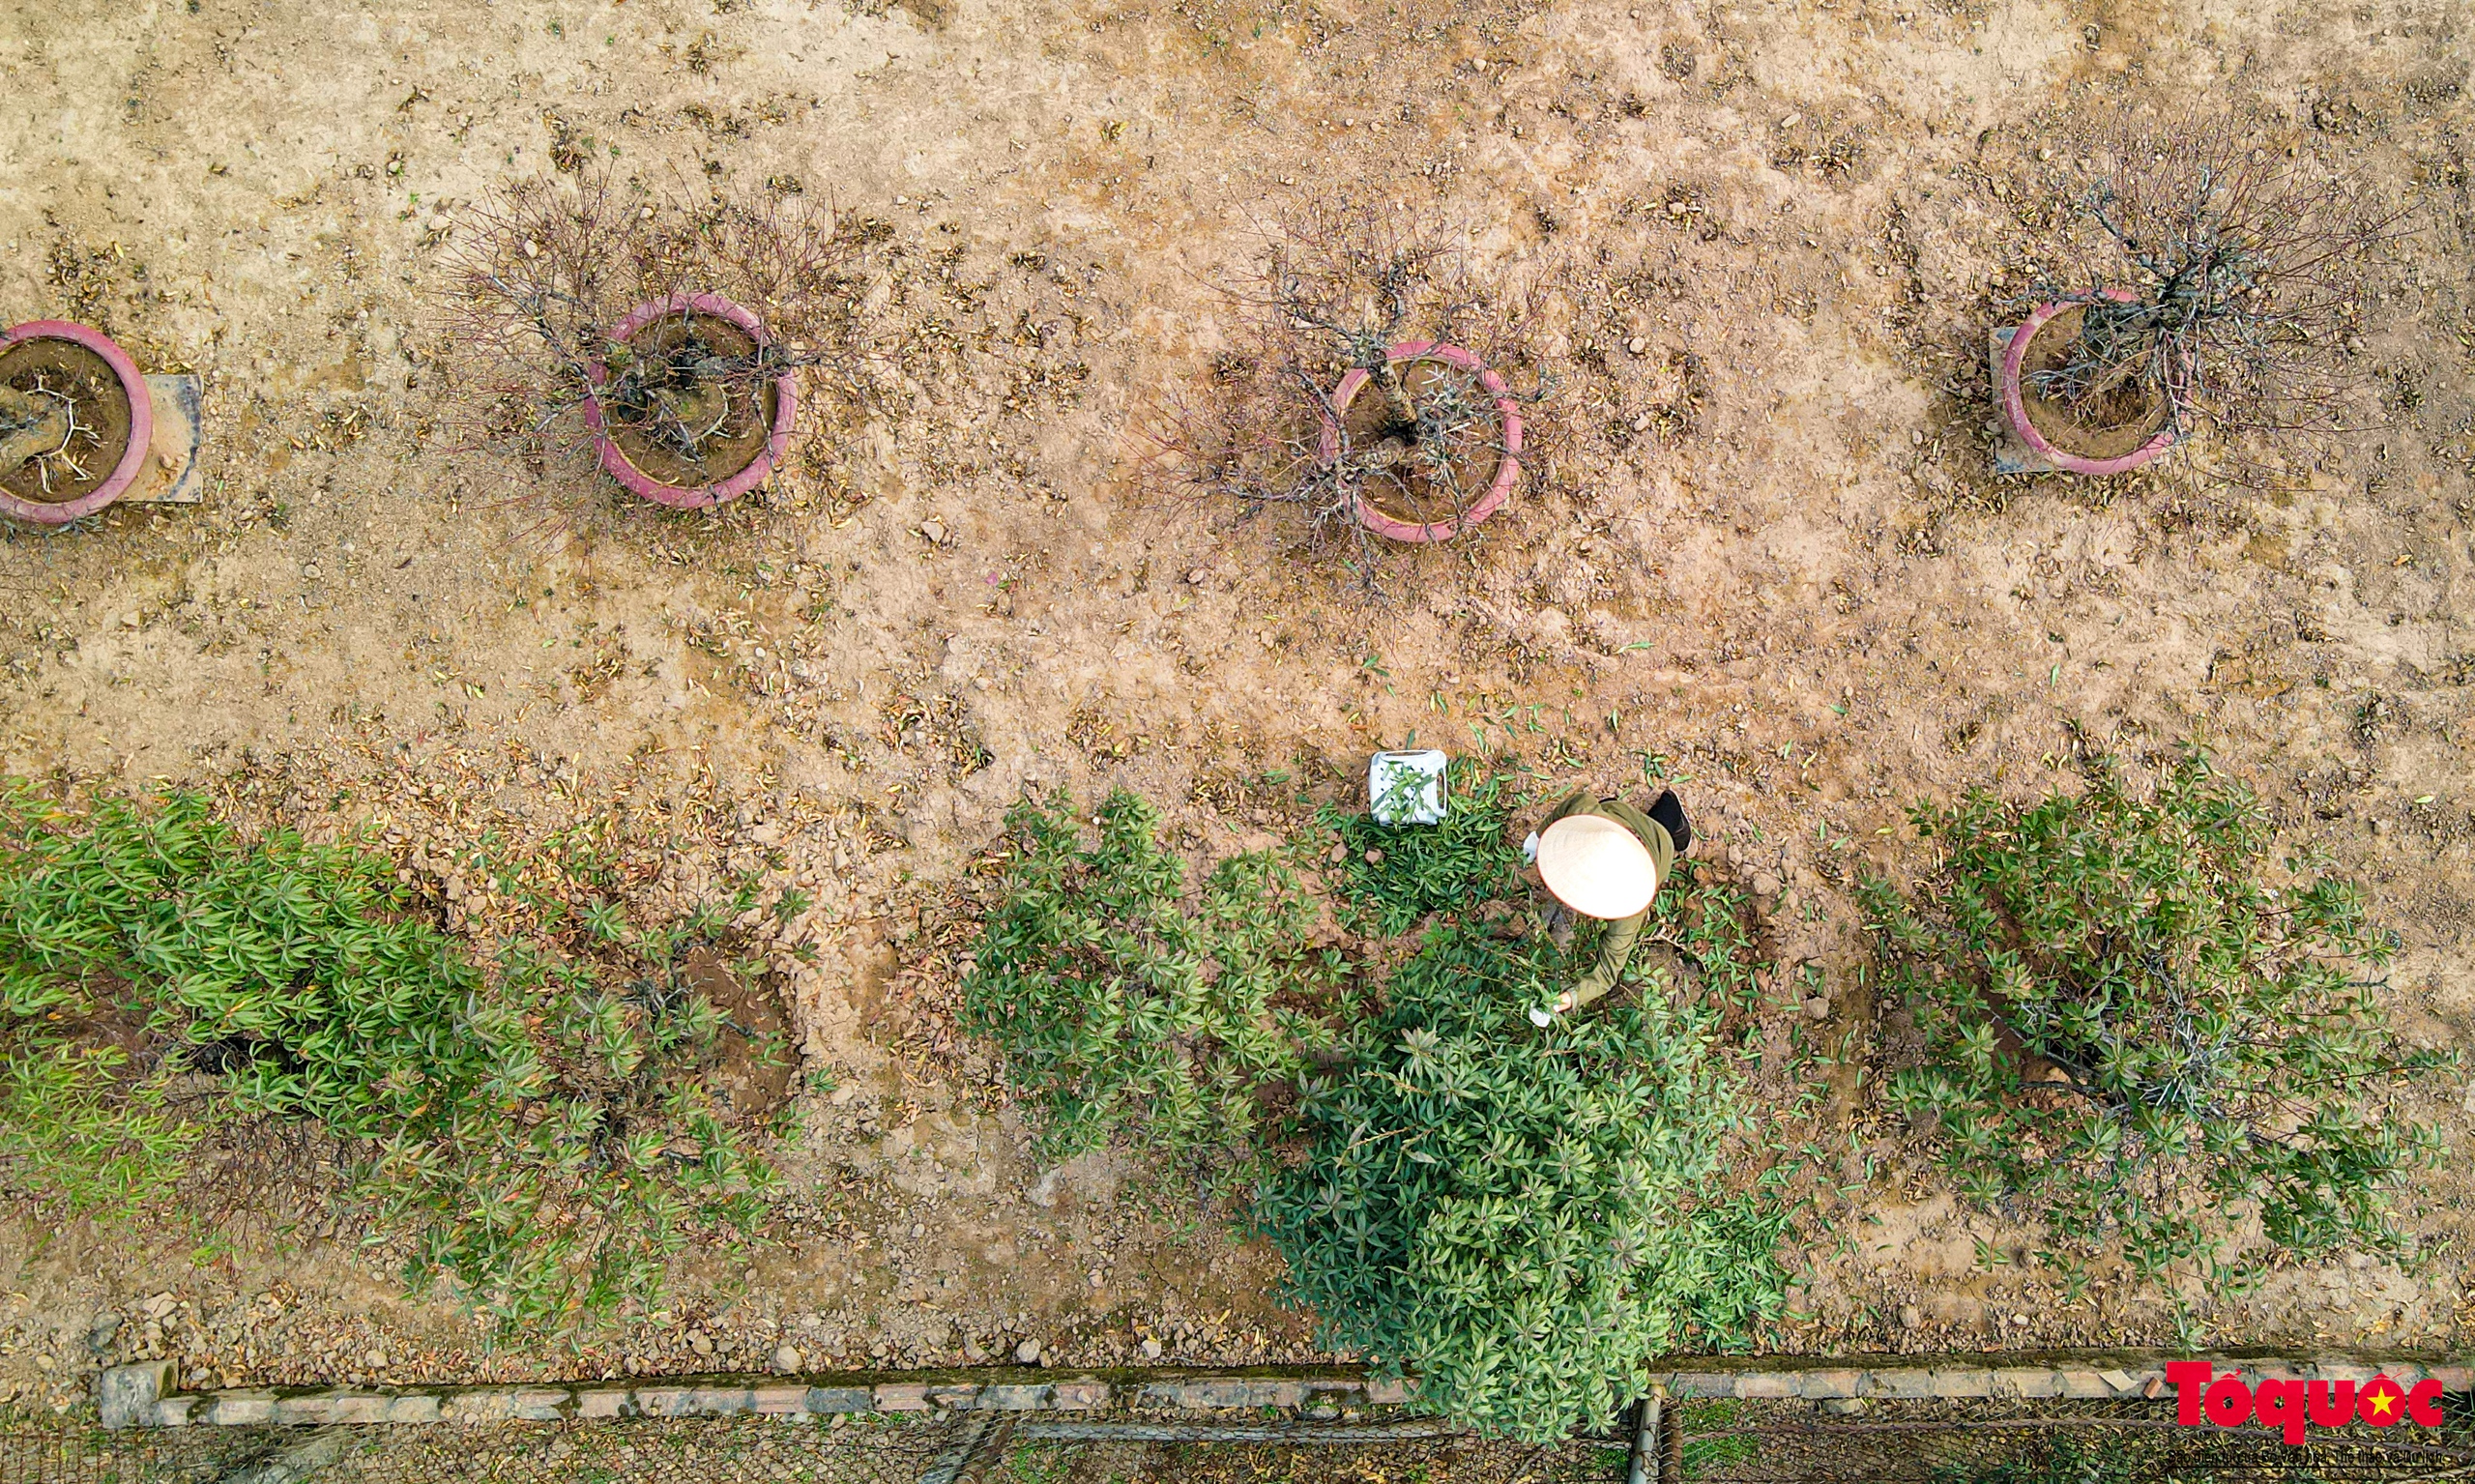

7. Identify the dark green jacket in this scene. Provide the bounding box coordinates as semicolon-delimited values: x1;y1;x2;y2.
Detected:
1543;791;1678;1007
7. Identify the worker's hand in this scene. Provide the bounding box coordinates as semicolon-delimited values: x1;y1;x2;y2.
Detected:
1527;991;1577;1027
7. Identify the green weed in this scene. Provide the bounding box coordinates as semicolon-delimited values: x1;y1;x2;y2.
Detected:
0;1046;196;1222
962;789;1347;1166
1859;745;2455;1284
0;784;776;1328
1315;761;1529;936
1257;914;1790;1442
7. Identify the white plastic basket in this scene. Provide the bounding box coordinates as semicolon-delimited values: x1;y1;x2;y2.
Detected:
1367;750;1449;826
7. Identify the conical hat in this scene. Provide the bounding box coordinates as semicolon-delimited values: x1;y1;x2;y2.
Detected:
1537;814;1658;919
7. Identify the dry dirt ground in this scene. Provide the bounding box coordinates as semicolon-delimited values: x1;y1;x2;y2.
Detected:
1;0;2472;1415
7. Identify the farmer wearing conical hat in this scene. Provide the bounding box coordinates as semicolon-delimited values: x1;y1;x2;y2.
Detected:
1524;787;1693;1024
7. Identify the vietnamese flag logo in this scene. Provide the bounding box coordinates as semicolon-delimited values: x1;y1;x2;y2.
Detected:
2357;1374;2407;1428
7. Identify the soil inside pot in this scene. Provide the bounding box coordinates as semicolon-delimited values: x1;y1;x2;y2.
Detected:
0;336;134;505
600;310;779;489
2015;304;2172;462
1341;356;1508;528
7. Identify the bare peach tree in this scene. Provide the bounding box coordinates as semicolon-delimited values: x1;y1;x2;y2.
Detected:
2024;106;2415;477
433;169;870;511
1142;202;1549;577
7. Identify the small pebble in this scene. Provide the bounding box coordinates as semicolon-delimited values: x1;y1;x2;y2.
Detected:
1363;848;1385;865
1753;872;1783;897
772;1344;802;1374
1141;1337;1164;1360
919;519;947;544
1801;996;1829;1021
1014;1339;1041;1365
1626;335;1647;355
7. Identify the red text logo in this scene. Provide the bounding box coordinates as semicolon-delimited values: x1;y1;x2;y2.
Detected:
2166;1362;2444;1444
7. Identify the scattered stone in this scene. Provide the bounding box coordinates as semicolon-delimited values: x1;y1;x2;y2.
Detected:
1899;1304;1923;1330
1753;872;1783;897
772;1345;802;1375
1626;335;1647;355
1186;568;1208;585
1363;848;1384;865
1140;1337;1163;1360
1014;1339;1041;1365
1801;996;1829;1021
919;519;947;545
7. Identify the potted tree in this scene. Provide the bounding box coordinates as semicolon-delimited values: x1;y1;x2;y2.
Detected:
1997;108;2413;479
437;172;864;510
1142;203;1543;569
1317;339;1524;544
0;319;155;526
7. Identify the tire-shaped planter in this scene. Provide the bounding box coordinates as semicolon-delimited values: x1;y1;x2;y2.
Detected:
1317;339;1523;543
584;292;797;509
1999;289;2177;477
0;319;154;527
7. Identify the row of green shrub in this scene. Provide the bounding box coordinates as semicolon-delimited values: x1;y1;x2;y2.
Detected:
0;746;2444;1436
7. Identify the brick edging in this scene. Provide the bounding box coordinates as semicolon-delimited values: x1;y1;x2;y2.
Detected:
98;1349;2475;1429
96;1362;1415;1430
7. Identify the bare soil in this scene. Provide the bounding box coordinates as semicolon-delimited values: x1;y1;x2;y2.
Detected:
1;0;2471;1417
685;946;801;1120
